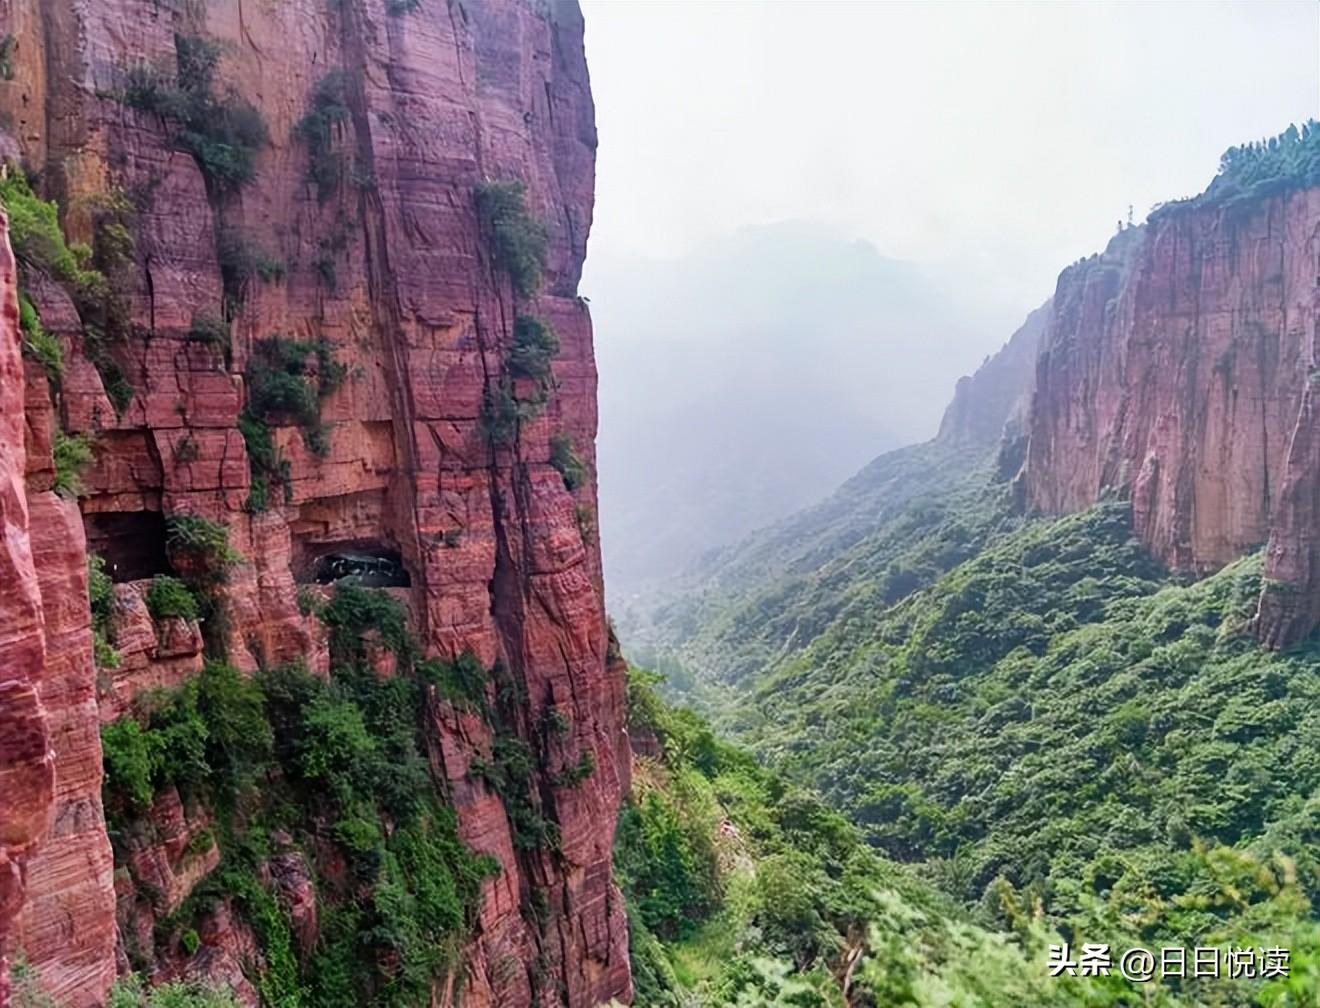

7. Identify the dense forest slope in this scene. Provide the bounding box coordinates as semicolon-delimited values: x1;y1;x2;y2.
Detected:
618;648;1320;1007
0;1;629;1006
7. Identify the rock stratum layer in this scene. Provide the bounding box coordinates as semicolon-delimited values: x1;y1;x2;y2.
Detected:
0;0;631;1005
1018;186;1320;646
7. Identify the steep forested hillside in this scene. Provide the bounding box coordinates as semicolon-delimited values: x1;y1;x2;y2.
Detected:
619;658;1320;1007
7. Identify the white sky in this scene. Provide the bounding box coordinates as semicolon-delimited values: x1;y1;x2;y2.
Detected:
580;0;1320;315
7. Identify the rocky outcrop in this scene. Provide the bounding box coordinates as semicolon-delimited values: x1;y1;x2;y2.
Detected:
1019;187;1320;645
0;0;629;1004
937;300;1050;449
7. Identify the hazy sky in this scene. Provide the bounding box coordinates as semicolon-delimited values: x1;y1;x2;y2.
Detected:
580;0;1319;314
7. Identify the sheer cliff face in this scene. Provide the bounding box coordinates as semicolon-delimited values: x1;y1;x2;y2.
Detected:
1019;188;1320;645
0;0;630;1005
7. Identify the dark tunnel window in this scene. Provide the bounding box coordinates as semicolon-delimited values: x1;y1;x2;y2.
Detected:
84;511;172;582
310;548;411;588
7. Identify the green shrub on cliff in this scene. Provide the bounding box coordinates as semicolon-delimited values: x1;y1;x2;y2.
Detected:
52;429;94;498
165;514;241;586
89;554;121;670
146;575;200;622
121;34;268;192
295;71;350;203
245;336;343;460
550;433;588;490
509;314;559;384
108;976;244;1008
475;179;548;296
19;293;63;381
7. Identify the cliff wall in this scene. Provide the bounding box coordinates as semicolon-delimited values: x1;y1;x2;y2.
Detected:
1019;186;1320;646
0;0;629;1005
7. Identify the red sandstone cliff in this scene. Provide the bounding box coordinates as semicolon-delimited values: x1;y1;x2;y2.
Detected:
937;299;1050;450
1018;187;1320;646
0;0;630;1005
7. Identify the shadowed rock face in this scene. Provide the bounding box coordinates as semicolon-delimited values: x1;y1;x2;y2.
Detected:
0;0;630;1004
1018;188;1320;646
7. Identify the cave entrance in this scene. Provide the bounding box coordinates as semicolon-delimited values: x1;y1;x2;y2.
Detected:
301;544;412;588
84;511;172;582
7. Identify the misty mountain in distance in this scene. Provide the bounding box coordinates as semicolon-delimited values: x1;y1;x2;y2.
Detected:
587;220;1024;603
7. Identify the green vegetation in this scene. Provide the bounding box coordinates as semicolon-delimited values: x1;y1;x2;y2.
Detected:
549;432;587;490
89;555;121;670
121;34;268;192
635;437;1320;1006
1154;119;1320;218
474;179;548;297
621;657;1320;1007
0;168;104;289
244;336;345;460
187;312;230;362
8;954;58;1008
472;732;558;851
574;503;596;543
217;226;284;312
19;293;63;381
52;429;93;498
108;975;243;1007
238;410;292;512
479;379;525;445
417;652;488;712
145;575;200;622
165;514;241;589
295;72;350;203
0;167;134;412
100;584;496;1006
509;314;559;385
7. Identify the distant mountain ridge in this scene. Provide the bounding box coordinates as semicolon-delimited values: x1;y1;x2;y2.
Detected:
618;301;1048;698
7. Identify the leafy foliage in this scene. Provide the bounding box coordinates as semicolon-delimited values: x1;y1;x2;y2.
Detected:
417;652;488;712
145;575;199;622
549;433;588;491
0;34;15;81
89;554;121;669
165;514;241;586
244;336;344;459
108;975;243;1008
19;292;63;381
52;429;93;498
618;661;1320;1007
474;179;548;296
121;34;268;192
295;72;350;203
1154;120;1320;218
509;314;559;384
0;167;134;412
480;379;524;445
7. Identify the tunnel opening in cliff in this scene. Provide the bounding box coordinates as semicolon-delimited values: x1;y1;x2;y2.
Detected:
84;511;172;582
296;540;412;588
